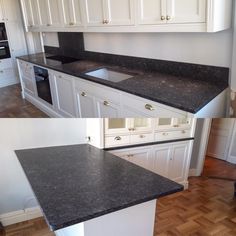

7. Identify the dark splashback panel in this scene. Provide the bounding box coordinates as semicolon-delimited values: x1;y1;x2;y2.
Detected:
44;32;229;87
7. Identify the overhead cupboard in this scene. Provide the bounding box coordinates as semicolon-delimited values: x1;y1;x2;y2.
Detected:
86;118;196;188
20;0;233;32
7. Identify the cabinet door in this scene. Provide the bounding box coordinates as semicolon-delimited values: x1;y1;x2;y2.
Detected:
2;0;21;22
96;98;121;118
137;0;166;25
168;142;188;183
174;118;192;129
70;0;83;26
128;147;152;170
156;118;174;130
76;89;97;118
131;118;153;133
84;0;106;26
166;0;206;24
105;118;131;134
31;0;41;26
22;0;34;27
0;0;3;21
106;0;135;26
47;0;63;27
152;145;171;177
54;74;78;118
38;0;49;26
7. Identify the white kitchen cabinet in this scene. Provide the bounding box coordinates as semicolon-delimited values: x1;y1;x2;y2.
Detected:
121;92;187;118
53;72;78;118
2;0;21;22
84;0;134;26
0;0;3;21
21;0;34;27
37;0;63;28
106;0;135;26
61;0;82;27
84;0;106;26
137;0;166;25
166;0;206;24
152;145;171;177
76;87;97;118
138;0;206;25
167;142;189;183
110;140;193;188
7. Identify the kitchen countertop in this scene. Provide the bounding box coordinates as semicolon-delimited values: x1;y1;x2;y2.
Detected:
17;53;228;113
15;144;183;231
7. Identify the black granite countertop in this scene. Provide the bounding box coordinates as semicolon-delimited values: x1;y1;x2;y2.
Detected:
17;53;229;113
15;144;183;231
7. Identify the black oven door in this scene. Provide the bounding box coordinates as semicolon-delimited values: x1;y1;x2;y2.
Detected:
0;23;7;41
0;42;11;59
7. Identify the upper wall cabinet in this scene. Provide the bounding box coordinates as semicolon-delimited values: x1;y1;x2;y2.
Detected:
21;0;233;32
83;0;135;26
61;0;82;27
0;0;4;21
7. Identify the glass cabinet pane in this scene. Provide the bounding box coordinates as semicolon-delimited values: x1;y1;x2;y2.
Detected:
133;118;149;128
176;118;190;125
108;119;127;129
158;118;172;126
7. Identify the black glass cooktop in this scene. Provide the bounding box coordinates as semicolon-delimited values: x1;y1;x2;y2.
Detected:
46;55;79;65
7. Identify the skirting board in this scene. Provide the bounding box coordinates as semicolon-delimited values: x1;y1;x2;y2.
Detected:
0;207;42;227
189;168;198;177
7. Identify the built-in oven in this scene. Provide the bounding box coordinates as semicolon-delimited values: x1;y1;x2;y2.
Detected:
34;66;53;105
0;23;7;41
0;41;11;59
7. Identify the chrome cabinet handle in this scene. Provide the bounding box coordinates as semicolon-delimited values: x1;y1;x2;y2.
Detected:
114;136;122;141
81;92;87;97
128;128;135;131
103;101;110;106
69;22;75;26
127;154;134;158
145;104;155;111
47;24;51;26
166;16;171;21
140;135;145;138
162;133;169;136
182;130;186;134
103;19;109;24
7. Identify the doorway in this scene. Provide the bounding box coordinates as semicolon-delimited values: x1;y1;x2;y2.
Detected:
201;119;236;180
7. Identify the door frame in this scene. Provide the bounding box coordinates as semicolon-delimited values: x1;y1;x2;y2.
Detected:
195;119;212;176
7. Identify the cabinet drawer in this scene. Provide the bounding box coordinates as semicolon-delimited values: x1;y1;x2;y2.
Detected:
122;93;187;117
155;130;191;141
75;78;120;104
130;133;153;144
105;135;130;147
0;68;15;78
0;58;13;70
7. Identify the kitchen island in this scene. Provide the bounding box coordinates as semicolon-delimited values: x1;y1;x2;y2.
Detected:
15;144;183;236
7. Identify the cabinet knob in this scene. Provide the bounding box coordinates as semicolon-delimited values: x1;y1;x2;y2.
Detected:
140;135;145;138
162;132;169;136
69;22;75;26
47;24;51;26
161;16;166;21
145;104;155;111
114;136;122;141
182;130;186;134
173;125;179;128
128;128;135;131
166;16;171;21
81;92;87;97
103;20;109;24
103;101;110;106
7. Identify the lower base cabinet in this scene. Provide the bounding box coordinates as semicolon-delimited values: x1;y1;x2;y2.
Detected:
110;140;193;188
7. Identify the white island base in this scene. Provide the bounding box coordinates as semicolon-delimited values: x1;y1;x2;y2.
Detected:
55;200;157;236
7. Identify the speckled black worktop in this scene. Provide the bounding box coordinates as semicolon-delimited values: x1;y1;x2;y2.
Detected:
17;52;229;113
15;144;183;231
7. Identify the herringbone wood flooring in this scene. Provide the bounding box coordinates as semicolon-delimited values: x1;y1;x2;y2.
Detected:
0;84;48;118
2;159;236;236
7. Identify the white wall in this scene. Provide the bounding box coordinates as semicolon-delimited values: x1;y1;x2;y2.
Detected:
83;31;233;67
0;119;87;215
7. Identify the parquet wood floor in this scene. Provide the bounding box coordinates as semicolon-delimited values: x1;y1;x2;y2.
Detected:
2;159;236;236
0;84;48;118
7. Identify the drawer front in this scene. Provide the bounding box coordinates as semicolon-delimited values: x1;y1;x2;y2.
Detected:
122;93;187;117
105;135;130;147
155;130;191;141
75;78;120;104
0;68;15;78
0;58;13;70
130;133;153;144
19;61;34;78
